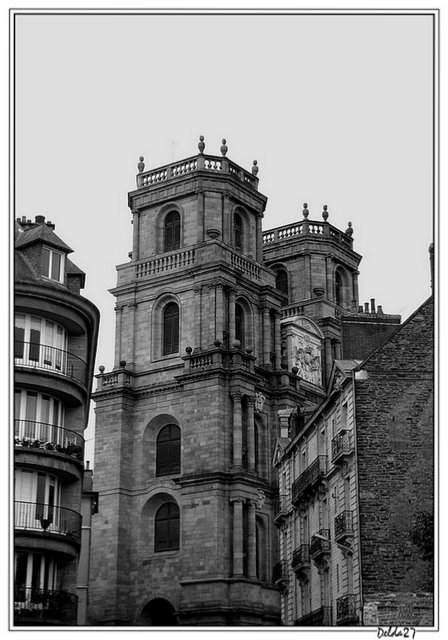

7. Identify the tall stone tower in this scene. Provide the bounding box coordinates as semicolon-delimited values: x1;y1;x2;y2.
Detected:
88;138;400;626
90;139;291;625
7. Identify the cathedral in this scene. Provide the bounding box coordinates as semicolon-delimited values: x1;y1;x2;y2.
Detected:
87;137;433;626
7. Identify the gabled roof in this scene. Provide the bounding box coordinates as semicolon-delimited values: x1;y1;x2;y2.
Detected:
15;223;73;253
327;358;362;392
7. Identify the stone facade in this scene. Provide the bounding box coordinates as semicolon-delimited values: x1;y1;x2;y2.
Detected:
274;295;434;626
88;139;427;626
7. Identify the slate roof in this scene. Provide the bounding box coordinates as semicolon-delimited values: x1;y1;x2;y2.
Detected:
15;223;73;253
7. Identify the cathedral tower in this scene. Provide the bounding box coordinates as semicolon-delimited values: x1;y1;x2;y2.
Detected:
89;138;294;625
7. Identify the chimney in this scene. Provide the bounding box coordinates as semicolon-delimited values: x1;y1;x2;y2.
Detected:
377;305;384;315
364;302;369;313
370;298;376;313
35;215;45;224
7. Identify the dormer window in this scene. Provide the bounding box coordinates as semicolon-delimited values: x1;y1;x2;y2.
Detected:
42;247;65;283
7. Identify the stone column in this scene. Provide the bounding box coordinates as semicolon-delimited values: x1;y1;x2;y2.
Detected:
128;302;137;368
230;497;244;577
247;499;257;579
215;282;224;343
352;270;359;309
231;391;243;468
262;307;271;366
114;304;124;367
193;285;202;350
324;336;333;384
326;256;333;301
256;214;264;262
132;209;140;261
247;396;255;472
228;289;236;344
274;311;282;369
197;190;205;242
223;191;232;245
306;254;312;299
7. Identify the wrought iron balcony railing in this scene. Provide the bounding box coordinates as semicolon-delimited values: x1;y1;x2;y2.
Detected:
15;501;82;544
334;510;354;543
294;606;332;626
336;594;358;625
14;420;84;462
291;544;310;572
292;456;327;504
14;341;88;386
14;587;78;625
310;529;331;558
331;430;354;463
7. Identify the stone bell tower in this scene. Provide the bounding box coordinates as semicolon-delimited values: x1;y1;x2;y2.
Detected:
89;137;304;625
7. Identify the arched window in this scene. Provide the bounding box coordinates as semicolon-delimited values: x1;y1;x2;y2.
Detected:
235;303;244;347
234;212;243;251
154;502;180;552
275;269;288;299
164;211;180;253
156;424;181;476
335;270;343;306
163;302;179;355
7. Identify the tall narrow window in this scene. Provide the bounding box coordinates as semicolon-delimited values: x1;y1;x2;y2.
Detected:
164;211;180;252
163;303;179;355
275;269;288;299
155;502;180;552
234;212;243;251
156;424;181;476
235;303;244;346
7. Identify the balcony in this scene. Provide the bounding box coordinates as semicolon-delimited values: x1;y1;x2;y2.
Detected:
291;544;310;580
14;421;84;462
291;456;327;504
310;529;331;560
336;594;358;625
334;510;354;546
331;430;354;464
273;493;290;524
272;561;289;588
14;587;78;626
14;341;87;386
15;501;82;545
294;606;332;626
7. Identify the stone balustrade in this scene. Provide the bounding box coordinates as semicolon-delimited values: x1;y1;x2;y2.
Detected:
136;248;196;278
136;154;258;190
263;220;353;247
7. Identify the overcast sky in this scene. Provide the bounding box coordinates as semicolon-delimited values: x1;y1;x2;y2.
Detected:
13;9;436;464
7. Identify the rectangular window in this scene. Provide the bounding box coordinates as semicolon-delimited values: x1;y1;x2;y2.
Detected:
14;315;25;358
42;247;64;283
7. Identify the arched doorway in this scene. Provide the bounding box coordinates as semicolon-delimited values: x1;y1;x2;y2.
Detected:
137;598;178;626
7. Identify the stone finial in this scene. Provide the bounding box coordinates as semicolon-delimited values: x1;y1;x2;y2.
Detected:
302;203;309;219
185;346;193;354
251;160;258;176
345;221;353;236
119;360;126;368
137;156;145;173
198;135;205;154
322;205;329;221
99;365;105;373
220;138;228;156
